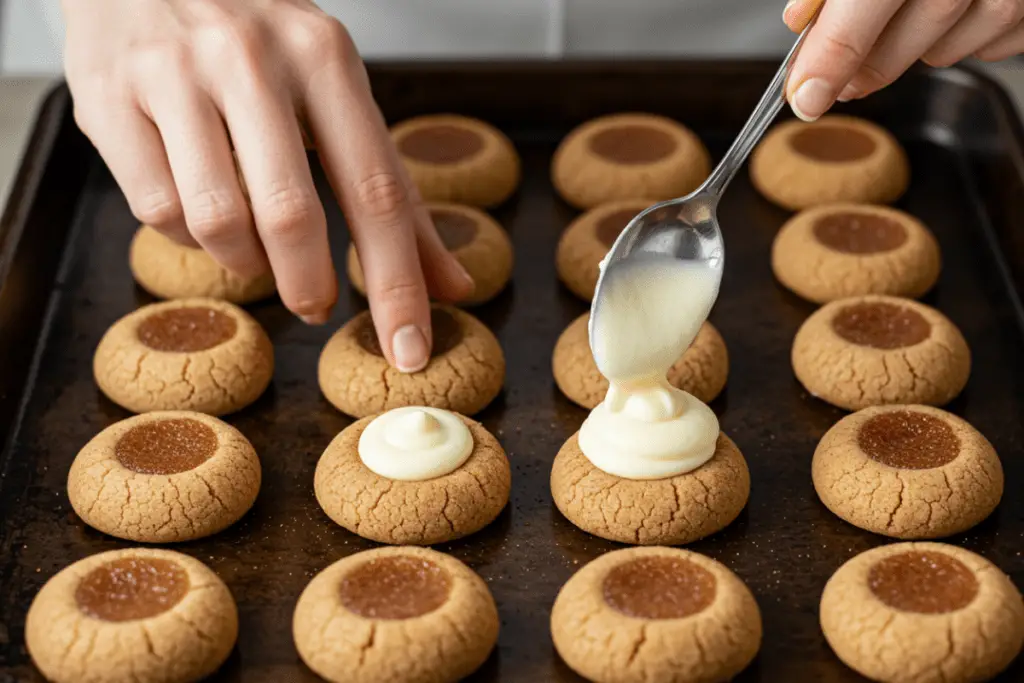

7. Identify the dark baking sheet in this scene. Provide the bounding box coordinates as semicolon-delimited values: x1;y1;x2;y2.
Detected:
2;61;1024;683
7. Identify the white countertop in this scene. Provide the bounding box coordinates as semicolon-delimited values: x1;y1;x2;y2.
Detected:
2;62;1023;221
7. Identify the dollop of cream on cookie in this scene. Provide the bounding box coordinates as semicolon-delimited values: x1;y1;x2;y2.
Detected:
581;256;720;479
358;407;473;481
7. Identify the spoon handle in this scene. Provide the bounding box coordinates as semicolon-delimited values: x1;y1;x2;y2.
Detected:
701;22;814;200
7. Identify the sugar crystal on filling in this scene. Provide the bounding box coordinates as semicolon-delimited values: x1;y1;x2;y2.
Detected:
857;410;960;470
602;556;717;620
137;307;237;353
75;557;190;622
338;556;451;620
868;551;978;614
115;418;218;475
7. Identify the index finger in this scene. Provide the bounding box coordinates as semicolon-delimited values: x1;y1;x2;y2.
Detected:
298;20;433;372
784;0;828;32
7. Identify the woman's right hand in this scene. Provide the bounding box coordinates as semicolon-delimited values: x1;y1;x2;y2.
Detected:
785;0;1024;121
61;0;474;373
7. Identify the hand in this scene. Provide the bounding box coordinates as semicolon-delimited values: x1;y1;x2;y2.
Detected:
784;0;1024;121
62;0;474;372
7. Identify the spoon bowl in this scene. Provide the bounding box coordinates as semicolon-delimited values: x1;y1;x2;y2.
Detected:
590;23;813;346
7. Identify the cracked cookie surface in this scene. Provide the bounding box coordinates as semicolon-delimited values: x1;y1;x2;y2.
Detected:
813;405;1003;539
553;312;728;409
93;298;274;416
348;202;513;306
550;432;749;545
772;203;941;303
314;413;510;545
551;546;761;683
293;546;498;683
392;114;520;207
68;411;261;543
552;113;711;210
555;199;655;301
25;547;237;683
318;305;504;418
751;115;909;210
820;542;1024;683
130;225;276;304
792;294;970;411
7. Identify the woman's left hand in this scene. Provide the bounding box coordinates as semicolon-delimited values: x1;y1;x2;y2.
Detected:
784;0;1024;121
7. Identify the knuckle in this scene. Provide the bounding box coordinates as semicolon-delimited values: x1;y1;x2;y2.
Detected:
190;216;238;243
975;43;1012;61
62;58;90;89
352;172;408;222
287;15;354;65
289;295;335;316
258;186;322;242
185;190;247;241
69;78;124;132
133;42;193;80
71;101;94;134
196;16;265;70
973;46;998;61
921;48;956;67
133;192;183;227
853;62;893;92
929;0;971;23
982;0;1024;28
375;279;422;307
819;32;868;67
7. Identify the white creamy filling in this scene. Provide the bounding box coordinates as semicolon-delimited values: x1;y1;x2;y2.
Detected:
358;407;473;481
579;378;718;479
582;255;721;479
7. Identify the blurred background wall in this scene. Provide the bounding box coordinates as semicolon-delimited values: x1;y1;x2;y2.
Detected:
0;0;799;76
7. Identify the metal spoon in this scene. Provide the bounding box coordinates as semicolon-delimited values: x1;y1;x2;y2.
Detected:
590;23;814;345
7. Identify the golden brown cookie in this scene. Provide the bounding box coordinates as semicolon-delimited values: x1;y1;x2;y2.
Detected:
550;432;749;545
68;411;261;543
553;312;728;409
551;113;711;210
551;546;761;683
129;225;276;304
792;295;970;411
293;546;499;683
314;411;510;545
820;542;1024;683
555;198;654;300
25;548;237;683
751;115;909;210
392;114;520;208
318;305;504;418
94;298;274;416
772;204;941;303
812;405;1003;539
348;202;513;306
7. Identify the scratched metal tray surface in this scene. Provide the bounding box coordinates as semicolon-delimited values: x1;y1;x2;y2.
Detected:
2;62;1024;682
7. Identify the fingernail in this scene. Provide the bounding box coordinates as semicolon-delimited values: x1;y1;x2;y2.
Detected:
392;325;429;373
783;0;798;21
791;78;833;122
300;311;329;326
837;84;860;103
455;261;476;293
